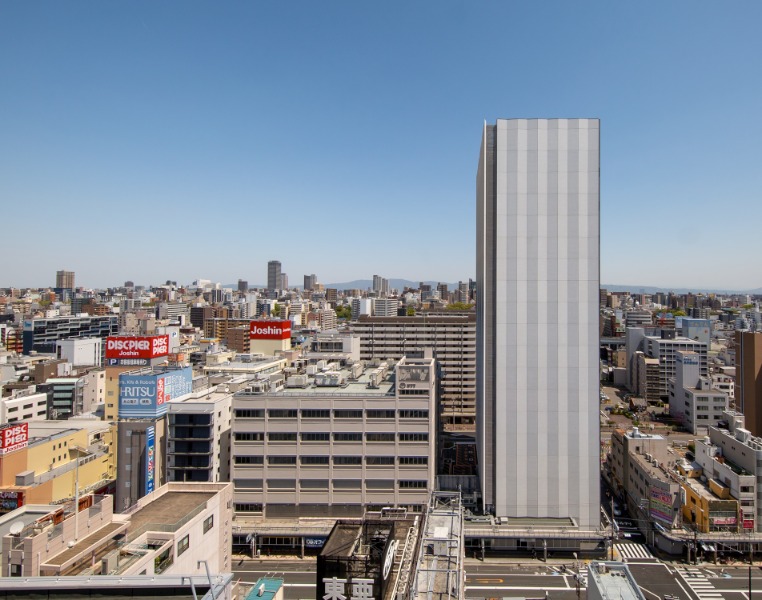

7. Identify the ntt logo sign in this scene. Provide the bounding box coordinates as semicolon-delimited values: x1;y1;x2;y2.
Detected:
249;320;291;340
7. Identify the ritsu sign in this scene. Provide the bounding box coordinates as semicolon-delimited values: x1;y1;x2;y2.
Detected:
249;320;291;340
0;422;29;455
106;335;169;359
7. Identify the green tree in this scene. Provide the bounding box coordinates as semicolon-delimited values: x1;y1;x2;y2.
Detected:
406;306;416;316
446;302;474;311
272;303;281;317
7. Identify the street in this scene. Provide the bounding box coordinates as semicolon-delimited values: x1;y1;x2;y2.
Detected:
233;554;762;600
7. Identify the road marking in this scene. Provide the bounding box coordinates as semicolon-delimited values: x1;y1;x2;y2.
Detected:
467;586;578;591
474;578;504;584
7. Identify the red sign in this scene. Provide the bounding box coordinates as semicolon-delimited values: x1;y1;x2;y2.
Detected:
249;320;291;340
106;335;169;359
0;422;29;455
156;376;165;405
0;490;24;512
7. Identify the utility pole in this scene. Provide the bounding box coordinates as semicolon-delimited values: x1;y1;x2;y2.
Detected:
750;535;753;599
610;493;616;561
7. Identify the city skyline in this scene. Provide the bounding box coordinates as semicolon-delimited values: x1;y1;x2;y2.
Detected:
2;3;762;289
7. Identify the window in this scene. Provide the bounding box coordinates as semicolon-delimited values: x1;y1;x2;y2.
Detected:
268;456;297;465
300;479;329;489
235;432;264;441
203;515;214;534
268;409;298;418
399;410;429;419
366;456;395;465
268;432;297;441
301;409;330;419
267;479;296;490
399;480;427;489
301;456;330;465
234;455;264;465
334;479;362;489
366;433;395;442
235;503;264;513
400;456;428;465
334;433;363;442
235;409;264;418
7;407;17;413
366;480;394;490
366;410;395;419
334;456;362;465
177;534;189;556
233;479;263;489
333;409;364;419
398;388;428;396
301;432;330;441
399;433;428;442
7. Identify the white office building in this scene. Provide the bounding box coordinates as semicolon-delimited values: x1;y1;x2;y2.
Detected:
477;118;600;528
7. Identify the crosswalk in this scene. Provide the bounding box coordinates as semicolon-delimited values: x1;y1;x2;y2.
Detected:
676;566;723;600
616;542;654;561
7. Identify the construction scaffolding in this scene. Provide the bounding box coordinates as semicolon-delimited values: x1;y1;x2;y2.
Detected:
410;491;464;600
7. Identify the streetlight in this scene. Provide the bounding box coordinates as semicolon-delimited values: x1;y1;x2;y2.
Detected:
70;445;88;543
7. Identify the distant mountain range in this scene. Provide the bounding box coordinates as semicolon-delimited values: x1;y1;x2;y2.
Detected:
603;284;762;295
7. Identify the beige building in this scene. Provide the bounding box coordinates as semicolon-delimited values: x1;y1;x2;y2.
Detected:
0;482;232;578
231;357;436;520
352;313;475;431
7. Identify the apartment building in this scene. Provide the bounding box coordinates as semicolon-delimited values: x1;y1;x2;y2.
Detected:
167;379;241;483
626;327;708;399
668;351;728;435
352;313;476;431
735;331;762;437
0;389;49;425
695;411;762;532
231;357;436;519
22;315;118;355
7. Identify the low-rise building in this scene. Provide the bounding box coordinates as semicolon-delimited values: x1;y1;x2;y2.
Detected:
0;420;116;514
231;356;436;521
0;482;232;578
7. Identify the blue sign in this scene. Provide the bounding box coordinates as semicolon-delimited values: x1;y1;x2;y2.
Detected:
145;426;155;495
119;367;192;418
304;537;327;548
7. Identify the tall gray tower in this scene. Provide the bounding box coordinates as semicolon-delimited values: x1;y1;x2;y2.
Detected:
267;260;281;291
476;118;600;528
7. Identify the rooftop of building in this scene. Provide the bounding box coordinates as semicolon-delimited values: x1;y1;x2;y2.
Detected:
355;313;475;324
27;419;111;446
245;578;284;600
237;360;402;397
587;562;646;600
0;574;233;599
0;504;59;540
126;489;217;542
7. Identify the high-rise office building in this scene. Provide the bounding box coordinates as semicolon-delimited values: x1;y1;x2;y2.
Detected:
477;118;600;528
304;274;318;291
267;260;281;291
56;270;75;290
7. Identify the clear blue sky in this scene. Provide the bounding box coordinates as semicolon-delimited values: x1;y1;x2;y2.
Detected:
2;2;761;291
